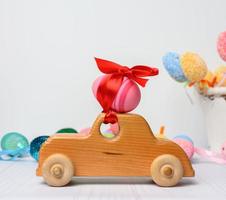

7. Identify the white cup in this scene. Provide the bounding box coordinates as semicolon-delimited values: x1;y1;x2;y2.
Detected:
201;96;226;151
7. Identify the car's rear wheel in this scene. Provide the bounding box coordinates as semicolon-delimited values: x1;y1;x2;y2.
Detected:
150;154;183;187
42;153;74;186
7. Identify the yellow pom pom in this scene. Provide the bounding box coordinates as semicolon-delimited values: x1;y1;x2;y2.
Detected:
180;52;207;82
197;71;215;91
204;71;215;83
214;66;226;87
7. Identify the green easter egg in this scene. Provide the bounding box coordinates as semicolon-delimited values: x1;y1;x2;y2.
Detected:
1;132;29;150
56;128;78;134
102;132;115;139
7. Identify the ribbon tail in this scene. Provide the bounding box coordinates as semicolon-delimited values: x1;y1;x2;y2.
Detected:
130;66;159;87
132;76;148;87
132;66;159;76
95;57;123;74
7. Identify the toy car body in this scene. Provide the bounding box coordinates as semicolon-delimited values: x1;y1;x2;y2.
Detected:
36;113;194;187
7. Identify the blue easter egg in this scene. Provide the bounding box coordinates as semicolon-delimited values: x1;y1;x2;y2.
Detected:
162;52;187;82
30;136;49;161
173;134;194;144
1;132;29;150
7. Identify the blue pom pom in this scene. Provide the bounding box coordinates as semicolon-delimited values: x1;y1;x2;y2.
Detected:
30;136;49;161
162;52;187;82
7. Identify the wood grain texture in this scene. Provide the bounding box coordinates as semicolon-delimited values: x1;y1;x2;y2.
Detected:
2;161;226;199
36;113;194;178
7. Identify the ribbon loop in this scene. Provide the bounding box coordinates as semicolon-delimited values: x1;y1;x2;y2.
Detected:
94;57;159;124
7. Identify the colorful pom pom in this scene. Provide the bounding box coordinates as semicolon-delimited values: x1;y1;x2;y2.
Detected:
162;52;187;82
180;52;207;82
196;71;215;91
214;66;226;87
217;31;226;61
205;71;215;84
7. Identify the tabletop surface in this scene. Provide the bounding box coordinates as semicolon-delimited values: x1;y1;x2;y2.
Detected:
0;157;226;200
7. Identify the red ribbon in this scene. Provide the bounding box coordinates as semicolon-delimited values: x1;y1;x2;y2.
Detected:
95;57;159;124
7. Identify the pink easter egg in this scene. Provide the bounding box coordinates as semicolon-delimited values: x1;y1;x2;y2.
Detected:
217;31;226;61
173;138;194;159
79;127;91;136
92;75;141;113
110;123;119;134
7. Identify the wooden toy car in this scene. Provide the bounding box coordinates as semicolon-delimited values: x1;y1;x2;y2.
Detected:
36;113;194;187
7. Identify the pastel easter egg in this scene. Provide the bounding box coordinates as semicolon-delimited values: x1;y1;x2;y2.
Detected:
162;52;187;82
79;123;119;138
102;130;116;139
92;75;141;113
56;128;78;134
79;127;91;136
173;135;194;159
217;31;226;61
214;66;226;87
30;136;49;161
180;52;207;82
102;123;120;138
1;132;29;151
110;123;119;135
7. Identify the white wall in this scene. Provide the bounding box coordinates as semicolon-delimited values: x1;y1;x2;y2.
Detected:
0;0;225;146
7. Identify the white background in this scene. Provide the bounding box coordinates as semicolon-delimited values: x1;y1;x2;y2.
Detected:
0;0;225;147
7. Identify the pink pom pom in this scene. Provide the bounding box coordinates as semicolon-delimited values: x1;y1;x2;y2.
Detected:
173;138;194;159
217;31;226;61
92;75;141;113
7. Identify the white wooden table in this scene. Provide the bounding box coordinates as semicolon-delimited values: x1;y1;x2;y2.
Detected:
1;157;226;200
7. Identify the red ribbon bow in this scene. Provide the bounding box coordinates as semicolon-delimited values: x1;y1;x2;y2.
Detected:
95;57;159;124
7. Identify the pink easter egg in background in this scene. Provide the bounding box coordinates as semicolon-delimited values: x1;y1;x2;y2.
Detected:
79;123;119;136
110;123;119;134
92;75;141;113
79;127;91;136
173;138;194;159
217;31;226;61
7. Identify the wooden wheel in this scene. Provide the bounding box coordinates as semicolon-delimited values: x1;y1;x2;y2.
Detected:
42;154;74;186
150;154;183;187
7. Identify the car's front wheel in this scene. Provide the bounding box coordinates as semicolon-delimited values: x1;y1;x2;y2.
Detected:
150;154;183;187
42;153;74;186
